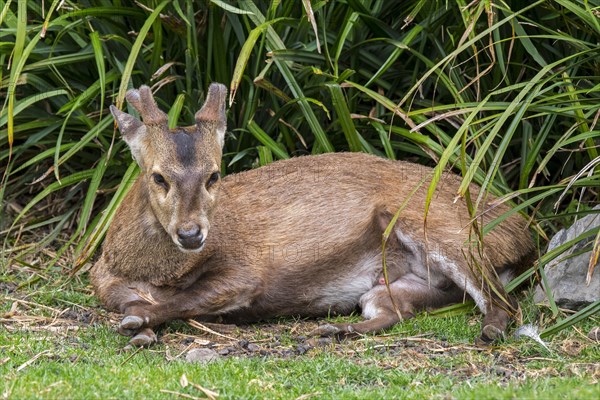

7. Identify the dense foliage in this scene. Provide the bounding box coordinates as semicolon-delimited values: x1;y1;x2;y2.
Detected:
1;0;599;332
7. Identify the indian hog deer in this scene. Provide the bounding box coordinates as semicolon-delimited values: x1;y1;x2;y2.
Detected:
91;83;535;347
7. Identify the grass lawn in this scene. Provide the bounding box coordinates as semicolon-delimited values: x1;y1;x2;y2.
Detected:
1;270;598;399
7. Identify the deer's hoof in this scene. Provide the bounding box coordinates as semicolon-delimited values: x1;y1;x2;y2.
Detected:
476;324;505;345
120;315;144;332
308;323;342;337
129;330;157;347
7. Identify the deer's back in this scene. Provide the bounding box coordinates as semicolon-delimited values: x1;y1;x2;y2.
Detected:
215;152;529;254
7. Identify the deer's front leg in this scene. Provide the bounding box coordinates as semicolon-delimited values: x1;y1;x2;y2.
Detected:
118;273;261;337
91;268;165;346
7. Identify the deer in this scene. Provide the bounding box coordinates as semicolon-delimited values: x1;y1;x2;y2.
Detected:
90;83;535;347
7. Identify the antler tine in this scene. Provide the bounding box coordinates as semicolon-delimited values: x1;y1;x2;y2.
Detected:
125;85;168;125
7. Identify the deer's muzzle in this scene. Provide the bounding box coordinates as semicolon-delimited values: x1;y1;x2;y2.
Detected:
176;224;205;251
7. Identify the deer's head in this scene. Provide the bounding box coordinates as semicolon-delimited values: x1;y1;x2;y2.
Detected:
110;83;227;252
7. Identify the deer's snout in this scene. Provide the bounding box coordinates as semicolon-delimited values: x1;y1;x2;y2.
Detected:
176;224;205;251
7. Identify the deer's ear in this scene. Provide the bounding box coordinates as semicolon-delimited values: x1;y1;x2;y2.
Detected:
195;83;227;148
110;105;147;167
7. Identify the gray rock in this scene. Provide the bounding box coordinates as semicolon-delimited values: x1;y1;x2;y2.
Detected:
246;343;261;352
185;348;220;364
534;205;600;310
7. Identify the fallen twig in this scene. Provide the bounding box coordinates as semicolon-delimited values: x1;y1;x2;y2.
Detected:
159;389;202;400
4;297;62;314
16;350;51;372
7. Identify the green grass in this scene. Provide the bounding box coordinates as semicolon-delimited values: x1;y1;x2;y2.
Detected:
4;357;596;400
2;276;599;399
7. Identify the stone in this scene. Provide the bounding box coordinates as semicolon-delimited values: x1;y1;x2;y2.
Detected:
217;348;230;356
185;348;219;364
534;205;600;310
246;343;261;352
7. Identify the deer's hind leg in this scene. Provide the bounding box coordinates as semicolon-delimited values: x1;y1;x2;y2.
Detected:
311;209;518;342
310;272;464;337
422;244;519;343
310;208;464;337
383;209;519;343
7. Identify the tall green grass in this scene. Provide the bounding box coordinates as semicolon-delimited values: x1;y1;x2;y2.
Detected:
1;0;598;334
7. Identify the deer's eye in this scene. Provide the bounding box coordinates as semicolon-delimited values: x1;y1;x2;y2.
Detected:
206;171;220;188
152;173;169;190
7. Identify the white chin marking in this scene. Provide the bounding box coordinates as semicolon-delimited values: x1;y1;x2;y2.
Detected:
176;242;206;253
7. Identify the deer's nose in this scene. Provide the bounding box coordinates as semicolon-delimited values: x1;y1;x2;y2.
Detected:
176;225;204;250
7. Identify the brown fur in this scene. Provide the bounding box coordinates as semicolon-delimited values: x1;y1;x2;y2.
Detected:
91;83;535;346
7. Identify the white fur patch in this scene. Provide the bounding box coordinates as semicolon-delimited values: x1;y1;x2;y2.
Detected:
498;269;514;286
216;127;226;148
315;252;381;312
359;289;383;320
124;126;147;166
435;253;488;312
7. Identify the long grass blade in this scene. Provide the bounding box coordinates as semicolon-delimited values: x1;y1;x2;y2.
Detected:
247;120;289;160
327;84;362;152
